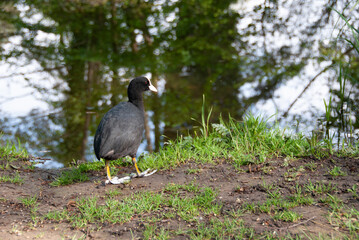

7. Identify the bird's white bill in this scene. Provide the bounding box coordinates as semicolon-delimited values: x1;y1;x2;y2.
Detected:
149;80;158;92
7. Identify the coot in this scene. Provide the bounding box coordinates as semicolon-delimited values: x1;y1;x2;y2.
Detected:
94;76;157;184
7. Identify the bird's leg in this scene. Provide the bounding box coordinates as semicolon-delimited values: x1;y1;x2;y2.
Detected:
132;157;142;176
131;157;157;178
105;160;112;181
105;159;131;184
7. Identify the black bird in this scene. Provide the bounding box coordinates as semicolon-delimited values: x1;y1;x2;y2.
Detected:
94;76;157;184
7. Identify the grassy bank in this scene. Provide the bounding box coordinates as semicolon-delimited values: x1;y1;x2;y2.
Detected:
0;135;30;184
0;116;358;239
139;114;359;171
46;114;359;187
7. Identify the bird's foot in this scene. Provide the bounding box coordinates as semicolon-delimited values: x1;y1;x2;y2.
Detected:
105;176;131;185
105;169;157;184
130;169;157;178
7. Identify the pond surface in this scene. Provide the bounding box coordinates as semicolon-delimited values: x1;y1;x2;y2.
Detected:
0;66;330;168
1;0;357;167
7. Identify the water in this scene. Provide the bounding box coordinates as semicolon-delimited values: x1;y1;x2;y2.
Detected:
0;64;332;168
1;0;357;167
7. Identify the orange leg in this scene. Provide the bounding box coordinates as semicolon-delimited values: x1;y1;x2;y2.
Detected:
105;160;112;180
132;157;141;176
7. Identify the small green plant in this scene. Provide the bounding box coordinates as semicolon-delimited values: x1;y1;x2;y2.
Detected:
19;195;40;224
77;160;105;172
266;188;282;199
186;168;202;174
197;95;213;139
323;96;335;154
328;166;346;177
45;209;69;222
328;206;359;236
261;179;275;192
0;171;23;184
0;136;29;159
284;166;305;182
164;182;200;193
306;132;329;159
347;184;358;199
273;210;302;222
105;189;122;198
50;168;89;186
156;228;171;240
188;218;255;239
324;8;359;149
25;162;36;170
304;180;338;195
10;224;21;236
143;224;158;240
304;161;318;172
34;233;45;238
320;194;343;212
289;185;315;206
19;195;38;209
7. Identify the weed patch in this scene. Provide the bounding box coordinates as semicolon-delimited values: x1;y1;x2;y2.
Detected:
50;168;89;186
0;171;23;184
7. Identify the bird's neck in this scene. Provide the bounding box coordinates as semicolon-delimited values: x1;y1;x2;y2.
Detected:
128;90;144;110
129;98;144;110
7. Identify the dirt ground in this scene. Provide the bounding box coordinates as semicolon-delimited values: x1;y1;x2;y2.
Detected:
0;156;358;239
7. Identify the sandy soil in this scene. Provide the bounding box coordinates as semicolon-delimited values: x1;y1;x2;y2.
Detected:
0;155;358;239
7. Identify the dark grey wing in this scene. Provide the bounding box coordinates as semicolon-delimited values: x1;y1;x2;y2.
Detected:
94;102;145;160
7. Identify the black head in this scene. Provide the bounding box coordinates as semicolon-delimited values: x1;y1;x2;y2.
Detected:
127;77;157;107
128;76;157;93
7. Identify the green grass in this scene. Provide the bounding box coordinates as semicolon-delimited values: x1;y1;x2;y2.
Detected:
1;104;358;238
139;114;316;171
329;207;359;235
186;168;202;174
347;184;359;199
328;166;347;177
19;195;38;208
19;195;39;215
42;112;356;188
0;136;29;170
164;182;201;193
49;174;359;238
188;217;255;239
50;158;135;186
320;192;359;236
304;180;338;195
44;182;260;238
138;110;359;173
0;136;29;159
50;159;111;186
289;185;315;206
46;183;219;227
105;189;122;198
273;210;303;222
50;168;89;186
143;224;171;240
238;177;358;238
243;183;315;218
18;195;40;224
0;171;24;184
284;166;306;182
